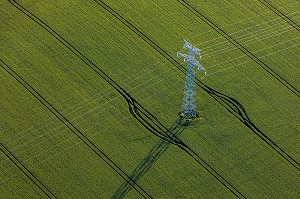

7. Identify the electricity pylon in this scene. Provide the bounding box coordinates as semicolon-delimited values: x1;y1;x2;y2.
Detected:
177;39;206;120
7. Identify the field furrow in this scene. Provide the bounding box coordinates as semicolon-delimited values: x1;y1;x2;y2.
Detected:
1;0;299;198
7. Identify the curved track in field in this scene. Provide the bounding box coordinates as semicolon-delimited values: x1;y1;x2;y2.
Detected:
0;142;57;199
177;0;300;97
94;0;300;171
0;59;152;199
7;1;246;198
258;0;300;32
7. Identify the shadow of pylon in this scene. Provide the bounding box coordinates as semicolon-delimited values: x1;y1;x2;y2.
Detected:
111;118;189;199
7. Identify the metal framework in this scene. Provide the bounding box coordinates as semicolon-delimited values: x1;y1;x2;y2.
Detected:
177;39;206;119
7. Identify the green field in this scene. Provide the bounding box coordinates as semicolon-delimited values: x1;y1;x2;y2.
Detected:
1;0;299;198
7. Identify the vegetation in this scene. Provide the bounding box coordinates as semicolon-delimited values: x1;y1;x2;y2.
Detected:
1;0;299;198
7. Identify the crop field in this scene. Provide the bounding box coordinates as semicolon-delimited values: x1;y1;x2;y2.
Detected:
0;0;299;198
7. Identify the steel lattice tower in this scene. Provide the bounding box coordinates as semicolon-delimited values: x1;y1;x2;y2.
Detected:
177;39;206;119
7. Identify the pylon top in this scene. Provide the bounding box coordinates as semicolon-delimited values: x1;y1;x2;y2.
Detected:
182;38;202;58
177;39;207;75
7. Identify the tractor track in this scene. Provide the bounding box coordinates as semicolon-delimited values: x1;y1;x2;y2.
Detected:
8;1;246;198
7;0;176;146
0;59;152;199
177;0;300;97
0;142;57;199
258;0;300;32
93;0;300;171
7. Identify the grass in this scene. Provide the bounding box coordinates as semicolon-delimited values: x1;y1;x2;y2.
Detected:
1;0;299;198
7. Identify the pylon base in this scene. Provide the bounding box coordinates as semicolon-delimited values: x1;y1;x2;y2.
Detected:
178;111;199;120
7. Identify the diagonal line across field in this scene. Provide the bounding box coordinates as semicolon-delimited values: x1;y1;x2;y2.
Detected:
0;142;57;199
2;4;298;151
4;36;297;181
258;0;300;32
203;26;299;59
7;1;247;198
7;0;178;144
194;9;299;49
0;59;153;199
1;31;298;154
92;0;300;171
1;25;298;154
177;0;300;97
